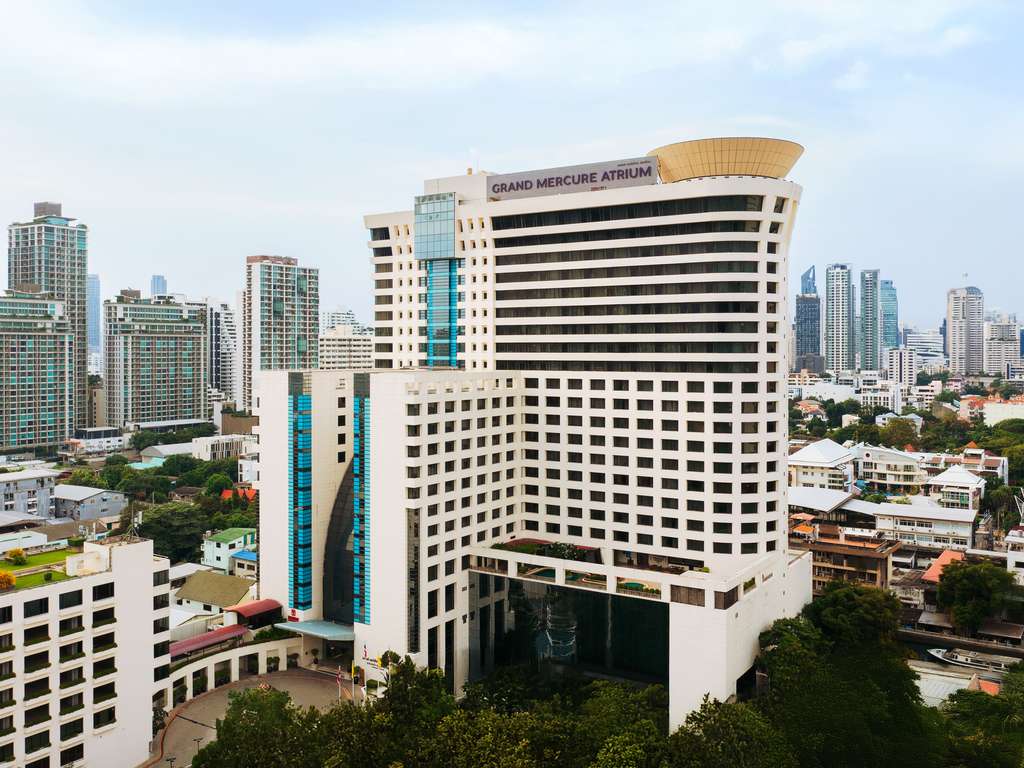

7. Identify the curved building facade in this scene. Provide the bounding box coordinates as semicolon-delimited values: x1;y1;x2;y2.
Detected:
257;138;812;729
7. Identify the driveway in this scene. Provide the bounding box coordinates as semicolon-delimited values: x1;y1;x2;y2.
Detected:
143;669;349;767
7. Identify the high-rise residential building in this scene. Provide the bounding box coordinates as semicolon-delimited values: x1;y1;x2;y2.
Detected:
204;299;241;406
240;255;319;410
0;289;74;453
794;269;821;362
825;264;854;372
983;319;1021;376
859;269;881;370
318;324;373;370
256;138;812;728
150;274;167;297
8;202;88;428
946;286;984;375
0;535;171;767
880;279;898;351
104;290;208;427
886;347;918;389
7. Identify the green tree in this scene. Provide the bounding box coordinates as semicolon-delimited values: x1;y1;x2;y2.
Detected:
937;561;1019;635
66;468;105;488
852;421;880;445
666;696;796;768
192;687;323;768
205;472;234;495
806;417;827;437
138;502;209;562
378;656;456;760
105;453;130;466
879;418;918;449
1007;444;1024;486
162;454;201;477
414;709;537;768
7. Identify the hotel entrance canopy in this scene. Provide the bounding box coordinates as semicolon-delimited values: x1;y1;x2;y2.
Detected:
274;620;354;642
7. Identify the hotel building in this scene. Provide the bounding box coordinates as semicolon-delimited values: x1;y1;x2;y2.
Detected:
0;536;170;768
257;137;812;728
104;291;208;427
241;256;319;411
946;286;984;376
7;204;88;432
0;290;75;454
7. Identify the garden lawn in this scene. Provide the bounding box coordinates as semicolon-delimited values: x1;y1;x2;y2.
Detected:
14;571;70;589
0;549;72;573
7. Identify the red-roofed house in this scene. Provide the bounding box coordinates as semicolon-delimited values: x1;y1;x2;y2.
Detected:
221;488;257;503
922;550;964;584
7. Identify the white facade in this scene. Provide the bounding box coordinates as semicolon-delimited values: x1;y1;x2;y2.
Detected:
358;141;811;726
904;328;947;372
241;256;319;411
886;347;918;388
946;287;984;376
0;537;170;768
983;320;1021;376
1007;527;1024;586
205;299;242;407
191;433;255;462
787;439;854;491
825;264;854;373
318;324;373;371
982;399;1024;426
0;468;59;517
866;502;975;550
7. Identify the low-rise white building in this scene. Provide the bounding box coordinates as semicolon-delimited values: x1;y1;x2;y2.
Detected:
875;412;924;434
787;439;855;491
852;500;975;550
0;469;59;518
201;528;257;572
191;434;255;462
1006;526;1024;586
801;382;857;403
924;465;986;512
854;444;929;495
52;485;128;521
61;427;128;457
0;536;170;768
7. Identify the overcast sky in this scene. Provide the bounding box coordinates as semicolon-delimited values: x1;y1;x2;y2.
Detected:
1;1;1020;327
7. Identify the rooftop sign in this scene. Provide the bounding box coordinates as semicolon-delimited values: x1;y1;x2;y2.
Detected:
487;156;657;201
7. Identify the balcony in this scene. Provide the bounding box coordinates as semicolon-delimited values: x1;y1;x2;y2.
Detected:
615;577;663;600
564;570;607;591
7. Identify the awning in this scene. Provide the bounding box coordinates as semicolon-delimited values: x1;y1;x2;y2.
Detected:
170;624;247;658
274;620;354;642
918;610;955;629
225;598;281;619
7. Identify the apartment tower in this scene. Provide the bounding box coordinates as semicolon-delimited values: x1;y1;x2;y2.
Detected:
0;290;74;452
946;286;984;375
7;203;88;429
104;291;208;427
824;264;854;372
794;266;821;361
880;279;898;351
241;256;319;410
859;269;881;370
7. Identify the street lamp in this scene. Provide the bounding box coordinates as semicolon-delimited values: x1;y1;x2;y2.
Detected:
193;736;204;756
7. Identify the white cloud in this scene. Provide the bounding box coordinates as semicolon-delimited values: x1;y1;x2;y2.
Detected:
833;60;870;90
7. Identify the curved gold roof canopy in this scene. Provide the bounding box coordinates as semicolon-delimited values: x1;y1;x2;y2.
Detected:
648;137;803;182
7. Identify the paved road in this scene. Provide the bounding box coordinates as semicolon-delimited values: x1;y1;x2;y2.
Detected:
147;670;348;767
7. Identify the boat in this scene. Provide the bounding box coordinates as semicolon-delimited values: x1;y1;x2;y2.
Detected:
928;647;1019;675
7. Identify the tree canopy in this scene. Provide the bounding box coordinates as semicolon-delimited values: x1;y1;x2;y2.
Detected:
937;561;1020;634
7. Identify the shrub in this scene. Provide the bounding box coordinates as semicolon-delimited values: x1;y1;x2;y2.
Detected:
43;572;53;582
0;572;14;590
6;549;26;566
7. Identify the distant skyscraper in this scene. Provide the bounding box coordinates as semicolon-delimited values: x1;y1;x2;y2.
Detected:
946;286;984;375
150;274;167;296
825;264;854;372
104;290;208;427
8;202;88;429
983;319;1021;376
0;289;74;452
318;324;373;370
886;347;918;388
859;270;881;370
794;265;821;366
904;328;946;371
87;274;101;353
880;279;898;351
800;265;816;295
241;255;319;410
320;307;357;333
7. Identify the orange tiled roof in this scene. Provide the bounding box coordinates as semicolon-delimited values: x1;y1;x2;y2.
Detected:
922;550;964;584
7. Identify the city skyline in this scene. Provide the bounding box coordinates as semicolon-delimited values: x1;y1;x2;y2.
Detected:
1;2;1022;327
